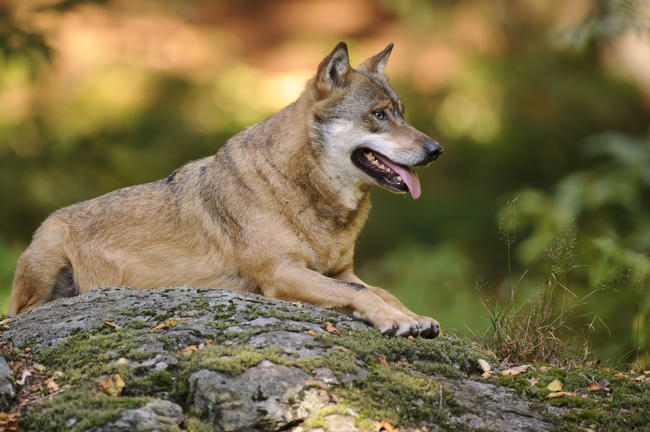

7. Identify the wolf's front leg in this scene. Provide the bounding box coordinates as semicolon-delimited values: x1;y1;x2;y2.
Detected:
260;262;421;337
333;271;440;338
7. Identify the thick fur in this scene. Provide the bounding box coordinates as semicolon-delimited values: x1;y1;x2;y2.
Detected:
10;42;442;338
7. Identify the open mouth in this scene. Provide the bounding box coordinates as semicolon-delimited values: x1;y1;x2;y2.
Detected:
352;148;421;199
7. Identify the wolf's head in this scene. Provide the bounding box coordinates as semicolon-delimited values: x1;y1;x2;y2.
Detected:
306;42;442;200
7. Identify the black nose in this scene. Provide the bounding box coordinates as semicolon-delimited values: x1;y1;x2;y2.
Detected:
424;139;443;161
415;138;443;166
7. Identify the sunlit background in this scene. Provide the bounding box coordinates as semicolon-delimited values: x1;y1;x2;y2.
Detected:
1;0;649;366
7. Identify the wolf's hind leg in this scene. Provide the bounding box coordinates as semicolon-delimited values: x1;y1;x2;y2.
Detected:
9;220;78;314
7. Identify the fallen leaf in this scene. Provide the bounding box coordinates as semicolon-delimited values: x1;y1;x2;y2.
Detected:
0;412;20;431
481;371;492;379
614;373;627;380
586;382;603;392
0;318;12;326
407;335;414;340
375;418;399;432
224;340;233;346
527;376;539;387
546;379;563;392
98;374;126;397
545;391;576;399
620;408;634;414
150;317;189;331
477;359;491;373
116;358;129;365
46;378;59;392
104;321;120;329
536;365;551;372
378;356;388;366
585;360;601;368
304;330;316;336
333;345;355;356
182;345;198;356
33;363;46;372
324;322;341;336
501;364;532;376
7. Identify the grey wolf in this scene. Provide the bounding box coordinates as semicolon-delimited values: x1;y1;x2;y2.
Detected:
10;42;443;337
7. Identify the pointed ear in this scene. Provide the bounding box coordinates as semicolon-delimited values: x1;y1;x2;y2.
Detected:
315;41;350;93
358;42;394;76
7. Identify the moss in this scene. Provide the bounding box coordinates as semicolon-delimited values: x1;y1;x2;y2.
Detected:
184;345;287;376
19;389;150;432
184;416;214;432
335;365;454;428
314;329;492;375
302;405;351;429
125;319;151;330
295;350;360;379
194;296;210;310
487;365;650;432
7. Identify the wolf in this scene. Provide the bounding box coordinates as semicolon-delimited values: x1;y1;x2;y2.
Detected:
10;42;443;337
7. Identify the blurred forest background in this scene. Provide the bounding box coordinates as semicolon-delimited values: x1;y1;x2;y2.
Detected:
0;0;648;367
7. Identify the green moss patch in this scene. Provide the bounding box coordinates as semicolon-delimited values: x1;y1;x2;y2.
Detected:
336;365;454;427
19;389;150;432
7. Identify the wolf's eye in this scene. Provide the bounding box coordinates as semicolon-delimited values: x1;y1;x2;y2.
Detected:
372;110;386;120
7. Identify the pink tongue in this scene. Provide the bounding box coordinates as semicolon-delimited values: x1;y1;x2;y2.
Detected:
374;153;421;199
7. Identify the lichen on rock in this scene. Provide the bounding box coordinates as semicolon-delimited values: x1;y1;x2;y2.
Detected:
0;286;647;431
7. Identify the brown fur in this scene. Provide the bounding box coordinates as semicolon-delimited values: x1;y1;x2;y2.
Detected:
10;42;442;338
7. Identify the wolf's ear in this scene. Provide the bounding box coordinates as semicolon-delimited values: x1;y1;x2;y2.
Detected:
358;42;393;76
316;41;350;93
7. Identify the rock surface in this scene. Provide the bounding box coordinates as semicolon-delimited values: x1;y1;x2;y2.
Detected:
0;286;647;431
0;356;15;411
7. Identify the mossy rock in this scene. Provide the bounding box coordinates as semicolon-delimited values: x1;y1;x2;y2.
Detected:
0;286;647;431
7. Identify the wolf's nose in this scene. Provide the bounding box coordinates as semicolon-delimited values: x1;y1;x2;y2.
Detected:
424;139;443;161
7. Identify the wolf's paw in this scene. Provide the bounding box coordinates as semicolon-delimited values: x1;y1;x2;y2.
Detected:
374;314;422;337
414;316;440;339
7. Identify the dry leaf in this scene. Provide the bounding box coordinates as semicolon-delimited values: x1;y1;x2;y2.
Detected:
545;391;576;399
536;366;551;372
0;412;20;431
481;371;492;379
614;373;627;380
324;321;341;336
182;345;198;356
104;321;120;329
375;418;399;432
333;345;355;356
587;381;609;392
378;356;389;366
407;335;414;340
304;330;316;336
99;374;126;397
46;378;59;392
116;358;129;365
150;317;188;331
501;364;532;376
546;379;563;392
477;359;491;373
0;318;12;326
527;376;539;387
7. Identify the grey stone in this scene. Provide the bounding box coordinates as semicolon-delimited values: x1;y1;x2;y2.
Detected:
189;362;323;431
90;400;183;432
0;357;15;411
